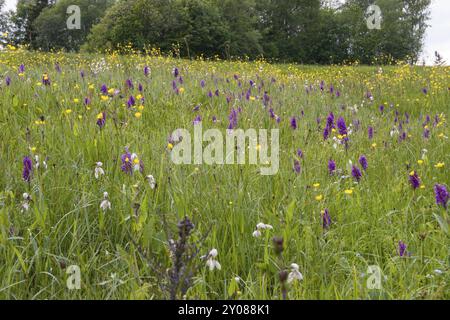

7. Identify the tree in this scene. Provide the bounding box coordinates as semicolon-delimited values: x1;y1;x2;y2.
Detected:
84;0;232;58
12;0;53;46
32;0;113;51
257;0;321;63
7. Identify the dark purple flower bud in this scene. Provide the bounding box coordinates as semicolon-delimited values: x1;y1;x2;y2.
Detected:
215;89;219;97
22;156;33;182
200;80;206;88
337;117;347;135
212;115;217;123
19;64;25;73
269;108;275;119
80;70;84;79
245;89;251;100
352;165;362;182
409;171;421;189
327;113;335;129
263;92;270;106
398;241;407;257
379;105;384;113
368;126;373;139
423;128;430;139
227;108;238;129
290;117;297;130
322;209;331;229
328;159;336;175
293;160;301;174
138;83;143;92
320;80;324;92
127;96;136;108
323;126;330;140
126;79;133;89
84;97;91;106
422;88;428;94
5;76;11;86
172;68;179;78
101;84;108;94
434;184;449;208
359;155;368;171
208;90;213;98
178;76;183;84
144;66;150;77
297;149;303;158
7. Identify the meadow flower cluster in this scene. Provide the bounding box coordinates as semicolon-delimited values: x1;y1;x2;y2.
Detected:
0;48;448;300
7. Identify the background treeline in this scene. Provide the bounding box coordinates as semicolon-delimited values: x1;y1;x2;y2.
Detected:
1;0;431;64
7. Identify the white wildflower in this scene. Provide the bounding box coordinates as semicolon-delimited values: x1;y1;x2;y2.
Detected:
252;230;262;238
94;162;105;179
253;222;273;237
100;192;111;211
256;222;273;230
146;175;156;189
287;263;303;283
205;248;221;271
21;193;31;212
35;155;40;169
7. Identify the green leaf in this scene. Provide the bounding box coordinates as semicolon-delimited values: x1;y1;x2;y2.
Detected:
12;96;19;107
433;213;449;235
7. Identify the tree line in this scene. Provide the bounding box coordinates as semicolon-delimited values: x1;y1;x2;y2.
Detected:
1;0;431;64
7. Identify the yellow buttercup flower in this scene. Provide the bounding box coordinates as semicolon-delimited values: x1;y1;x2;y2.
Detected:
434;162;445;169
417;160;424;165
344;189;353;195
313;183;320;188
65;109;72;114
134;112;142;118
101;95;109;101
178;87;185;94
167;143;174;150
315;194;323;201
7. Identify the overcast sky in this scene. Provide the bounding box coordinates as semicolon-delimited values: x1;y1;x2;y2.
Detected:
2;0;449;64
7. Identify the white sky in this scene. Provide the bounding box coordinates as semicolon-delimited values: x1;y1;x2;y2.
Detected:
2;0;449;65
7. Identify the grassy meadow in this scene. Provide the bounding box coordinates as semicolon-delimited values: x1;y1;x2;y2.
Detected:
0;48;449;300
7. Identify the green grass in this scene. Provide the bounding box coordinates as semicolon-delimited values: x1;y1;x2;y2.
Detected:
0;50;448;299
